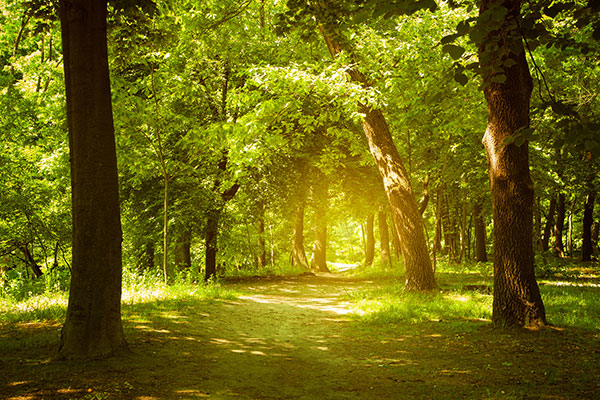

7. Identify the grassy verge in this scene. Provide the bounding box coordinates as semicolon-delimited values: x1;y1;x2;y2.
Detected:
344;259;600;332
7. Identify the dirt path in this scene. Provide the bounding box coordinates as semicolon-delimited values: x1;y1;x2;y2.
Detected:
2;273;600;399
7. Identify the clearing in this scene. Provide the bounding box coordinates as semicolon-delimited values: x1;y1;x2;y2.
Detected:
2;273;599;399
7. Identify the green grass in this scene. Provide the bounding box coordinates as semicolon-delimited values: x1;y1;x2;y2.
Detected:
345;259;600;332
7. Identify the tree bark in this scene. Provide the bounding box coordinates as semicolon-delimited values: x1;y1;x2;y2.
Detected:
534;194;543;252
205;209;220;281
378;207;391;268
57;0;127;359
317;21;436;291
291;203;310;270
365;214;375;266
390;213;402;261
473;201;488;262
479;0;545;327
541;197;556;252
458;193;468;264
554;193;566;257
582;190;596;261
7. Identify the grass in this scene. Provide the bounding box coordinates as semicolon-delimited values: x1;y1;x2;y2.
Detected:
344;259;600;332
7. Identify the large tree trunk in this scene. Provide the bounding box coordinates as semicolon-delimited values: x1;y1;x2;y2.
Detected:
473;201;488;262
318;23;435;291
541;197;556;252
57;0;126;359
554;193;566;257
582;190;596;261
291;203;310;270
311;174;329;272
378;207;391;268
479;0;545;327
364;214;375;266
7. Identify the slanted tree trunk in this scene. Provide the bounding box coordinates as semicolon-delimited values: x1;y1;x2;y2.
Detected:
479;0;545;327
473;201;488;262
378;207;391;268
316;14;436;290
541;197;556;252
174;228;192;270
291;203;310;270
365;214;375;266
582;190;595;261
311;174;329;272
554;193;566;257
256;201;267;269
57;0;127;359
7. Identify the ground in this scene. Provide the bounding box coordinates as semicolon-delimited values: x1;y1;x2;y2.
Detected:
1;273;599;399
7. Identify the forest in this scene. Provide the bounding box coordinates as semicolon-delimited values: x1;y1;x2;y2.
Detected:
1;0;599;399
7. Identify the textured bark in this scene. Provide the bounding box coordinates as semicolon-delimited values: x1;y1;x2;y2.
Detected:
479;0;545;327
311;175;329;272
378;207;391;268
541;197;556;252
365;214;375;266
592;220;600;254
582;191;596;261
473;201;488;262
554;193;566;257
291;204;310;270
317;21;436;291
57;0;127;359
174;228;192;270
534;195;543;252
390;214;402;261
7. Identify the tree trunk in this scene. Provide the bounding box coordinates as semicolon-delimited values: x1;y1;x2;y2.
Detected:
311;174;329;272
582;191;595;261
57;0;127;359
479;0;545;327
318;24;436;291
205;209;220;281
473;201;488;262
378;207;391;268
256;201;267;269
534;194;543;252
592;220;599;254
458;193;467;264
291;203;310;270
554;193;566;257
390;213;401;261
365;214;375;266
541;197;556;252
174;228;192;270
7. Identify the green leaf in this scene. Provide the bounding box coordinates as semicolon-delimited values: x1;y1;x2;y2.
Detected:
442;44;465;60
441;33;460;45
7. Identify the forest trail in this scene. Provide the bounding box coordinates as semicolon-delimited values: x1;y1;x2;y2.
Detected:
3;272;600;399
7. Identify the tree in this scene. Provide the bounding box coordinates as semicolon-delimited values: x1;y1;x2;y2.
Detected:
478;0;545;327
57;0;127;358
307;0;437;290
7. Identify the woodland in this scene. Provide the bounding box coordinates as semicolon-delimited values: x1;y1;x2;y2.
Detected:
1;0;600;399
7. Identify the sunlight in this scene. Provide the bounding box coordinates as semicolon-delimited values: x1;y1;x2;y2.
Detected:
542;281;600;288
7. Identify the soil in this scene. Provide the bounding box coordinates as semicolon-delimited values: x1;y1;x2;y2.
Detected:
1;273;599;399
